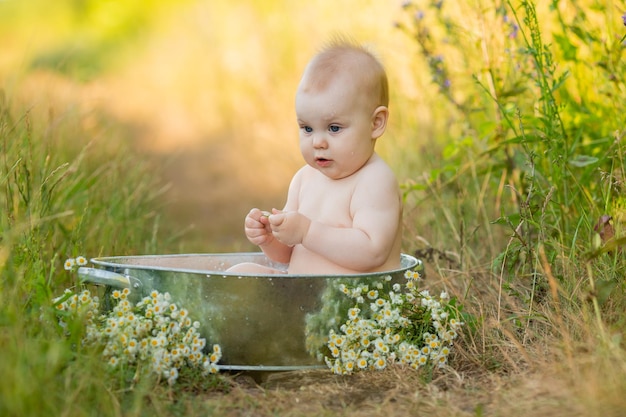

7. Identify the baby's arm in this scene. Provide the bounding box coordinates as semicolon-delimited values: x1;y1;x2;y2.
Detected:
300;201;399;270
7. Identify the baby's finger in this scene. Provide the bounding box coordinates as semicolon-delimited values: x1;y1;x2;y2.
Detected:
245;216;265;229
268;213;286;226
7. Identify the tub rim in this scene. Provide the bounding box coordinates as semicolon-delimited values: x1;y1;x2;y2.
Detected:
88;252;420;279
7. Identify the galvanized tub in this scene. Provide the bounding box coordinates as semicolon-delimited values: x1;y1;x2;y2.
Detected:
78;252;421;372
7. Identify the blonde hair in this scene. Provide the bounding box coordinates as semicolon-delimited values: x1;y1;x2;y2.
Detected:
299;38;389;108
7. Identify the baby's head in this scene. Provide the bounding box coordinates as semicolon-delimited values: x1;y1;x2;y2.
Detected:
297;39;388;113
295;40;390;180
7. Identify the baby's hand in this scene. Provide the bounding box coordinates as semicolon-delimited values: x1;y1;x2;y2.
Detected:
244;208;274;246
268;210;311;247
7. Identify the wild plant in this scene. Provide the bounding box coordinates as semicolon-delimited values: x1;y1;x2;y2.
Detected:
398;0;626;323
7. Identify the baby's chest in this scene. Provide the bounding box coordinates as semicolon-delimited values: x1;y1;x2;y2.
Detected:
298;185;354;225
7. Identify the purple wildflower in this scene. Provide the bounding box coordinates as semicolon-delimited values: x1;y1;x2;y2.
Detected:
503;14;519;39
622;12;626;26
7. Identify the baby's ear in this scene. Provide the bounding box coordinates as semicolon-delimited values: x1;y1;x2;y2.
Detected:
371;106;389;139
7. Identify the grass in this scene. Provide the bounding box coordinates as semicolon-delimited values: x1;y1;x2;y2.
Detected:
1;0;626;416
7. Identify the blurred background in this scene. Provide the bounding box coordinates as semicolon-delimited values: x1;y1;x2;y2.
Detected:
0;0;435;253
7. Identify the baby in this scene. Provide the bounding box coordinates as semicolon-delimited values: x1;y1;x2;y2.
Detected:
230;40;402;275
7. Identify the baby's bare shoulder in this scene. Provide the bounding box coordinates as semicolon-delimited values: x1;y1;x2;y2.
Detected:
351;160;399;210
358;156;398;187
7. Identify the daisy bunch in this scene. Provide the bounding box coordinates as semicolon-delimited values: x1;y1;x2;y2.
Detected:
309;269;463;375
54;264;221;385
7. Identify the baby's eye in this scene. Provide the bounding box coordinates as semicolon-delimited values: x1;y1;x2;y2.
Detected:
302;126;313;133
329;125;341;133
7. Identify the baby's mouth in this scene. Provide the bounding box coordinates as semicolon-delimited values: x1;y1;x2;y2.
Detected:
315;157;332;167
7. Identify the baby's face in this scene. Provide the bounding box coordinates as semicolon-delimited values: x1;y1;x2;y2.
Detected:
295;77;381;180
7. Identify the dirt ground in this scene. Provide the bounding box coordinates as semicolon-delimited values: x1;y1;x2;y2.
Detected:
140;124;300;253
190;366;596;417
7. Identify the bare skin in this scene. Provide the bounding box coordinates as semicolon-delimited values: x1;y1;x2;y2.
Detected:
229;44;401;275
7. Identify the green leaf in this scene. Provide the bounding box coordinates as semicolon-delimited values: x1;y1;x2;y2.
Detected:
553;33;576;61
491;213;521;227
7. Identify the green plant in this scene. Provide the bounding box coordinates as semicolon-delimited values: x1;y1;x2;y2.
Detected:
0;95;180;416
398;0;626;316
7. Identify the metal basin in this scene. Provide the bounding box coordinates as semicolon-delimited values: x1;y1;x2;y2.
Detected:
78;252;421;371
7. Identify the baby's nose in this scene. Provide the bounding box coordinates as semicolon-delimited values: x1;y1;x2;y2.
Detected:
312;133;328;148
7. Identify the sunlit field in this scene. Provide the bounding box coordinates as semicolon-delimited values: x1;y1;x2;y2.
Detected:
1;0;626;416
1;0;426;251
